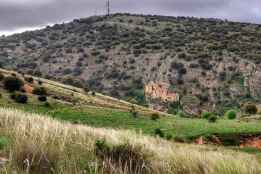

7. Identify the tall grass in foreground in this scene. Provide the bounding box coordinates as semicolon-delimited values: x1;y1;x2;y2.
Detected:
0;108;259;174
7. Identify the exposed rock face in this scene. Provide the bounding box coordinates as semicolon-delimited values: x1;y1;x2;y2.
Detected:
145;82;179;103
23;84;34;94
249;71;261;98
240;137;261;149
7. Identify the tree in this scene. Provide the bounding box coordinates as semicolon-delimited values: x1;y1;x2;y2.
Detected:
151;113;160;121
3;76;24;92
38;96;47;102
33;87;47;95
225;110;237;120
201;112;212;119
25;77;34;83
15;94;28;104
208;115;218;123
243;103;257;115
10;93;28;104
154;128;164;138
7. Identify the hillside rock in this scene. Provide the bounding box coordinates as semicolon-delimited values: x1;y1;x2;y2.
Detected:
145;82;179;102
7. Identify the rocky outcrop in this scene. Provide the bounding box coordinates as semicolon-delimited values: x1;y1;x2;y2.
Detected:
23;84;34;94
240;137;261;149
145;82;179;103
249;71;261;98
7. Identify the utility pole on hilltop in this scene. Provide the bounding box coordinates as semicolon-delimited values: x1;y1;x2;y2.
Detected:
106;0;110;16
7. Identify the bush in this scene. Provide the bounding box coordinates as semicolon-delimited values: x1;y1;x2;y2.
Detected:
95;139;149;174
38;80;43;85
177;111;187;118
166;134;173;140
243;103;258;115
3;76;24;92
44;102;51;108
130;106;138;118
0;137;9;150
225;110;237;120
0;73;4;81
83;87;90;93
33;87;47;95
131;111;138;118
95;139;110;154
10;93;17;100
38;96;47;102
25;77;34;83
11;93;28;104
201;112;212;119
208;115;218;123
154;128;164;138
151;113;160;121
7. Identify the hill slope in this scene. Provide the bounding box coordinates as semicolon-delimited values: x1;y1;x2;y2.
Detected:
0;68;164;116
1;13;261;113
0;68;260;142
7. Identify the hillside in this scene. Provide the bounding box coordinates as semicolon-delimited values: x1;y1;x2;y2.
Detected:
1;13;261;114
0;68;260;142
0;69;259;173
0;68;163;116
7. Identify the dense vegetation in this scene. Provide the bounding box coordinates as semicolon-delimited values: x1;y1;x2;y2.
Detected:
1;14;261;113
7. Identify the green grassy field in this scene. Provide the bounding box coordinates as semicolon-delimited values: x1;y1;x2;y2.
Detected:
1;108;260;174
1;90;260;142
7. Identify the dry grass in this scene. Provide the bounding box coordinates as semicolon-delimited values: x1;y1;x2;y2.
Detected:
0;108;260;174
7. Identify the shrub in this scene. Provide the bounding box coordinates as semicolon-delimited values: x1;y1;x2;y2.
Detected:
33;87;47;95
166;134;173;140
243;103;258;115
10;93;17;100
154;128;164;138
95;139;150;173
177;111;187;118
0;73;4;81
130;105;138;118
83;87;90;93
38;96;47;102
151;113;160;121
25;77;34;83
95;139;110;154
0;137;9;150
201;112;212;119
208;115;218;123
3;76;24;92
131;111;138;118
44;102;51;107
38;80;43;85
225;110;237;120
11;93;28;104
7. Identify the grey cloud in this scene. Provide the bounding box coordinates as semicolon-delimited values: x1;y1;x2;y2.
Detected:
0;0;261;33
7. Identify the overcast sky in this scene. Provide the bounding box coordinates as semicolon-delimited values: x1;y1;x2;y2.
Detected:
1;0;261;35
